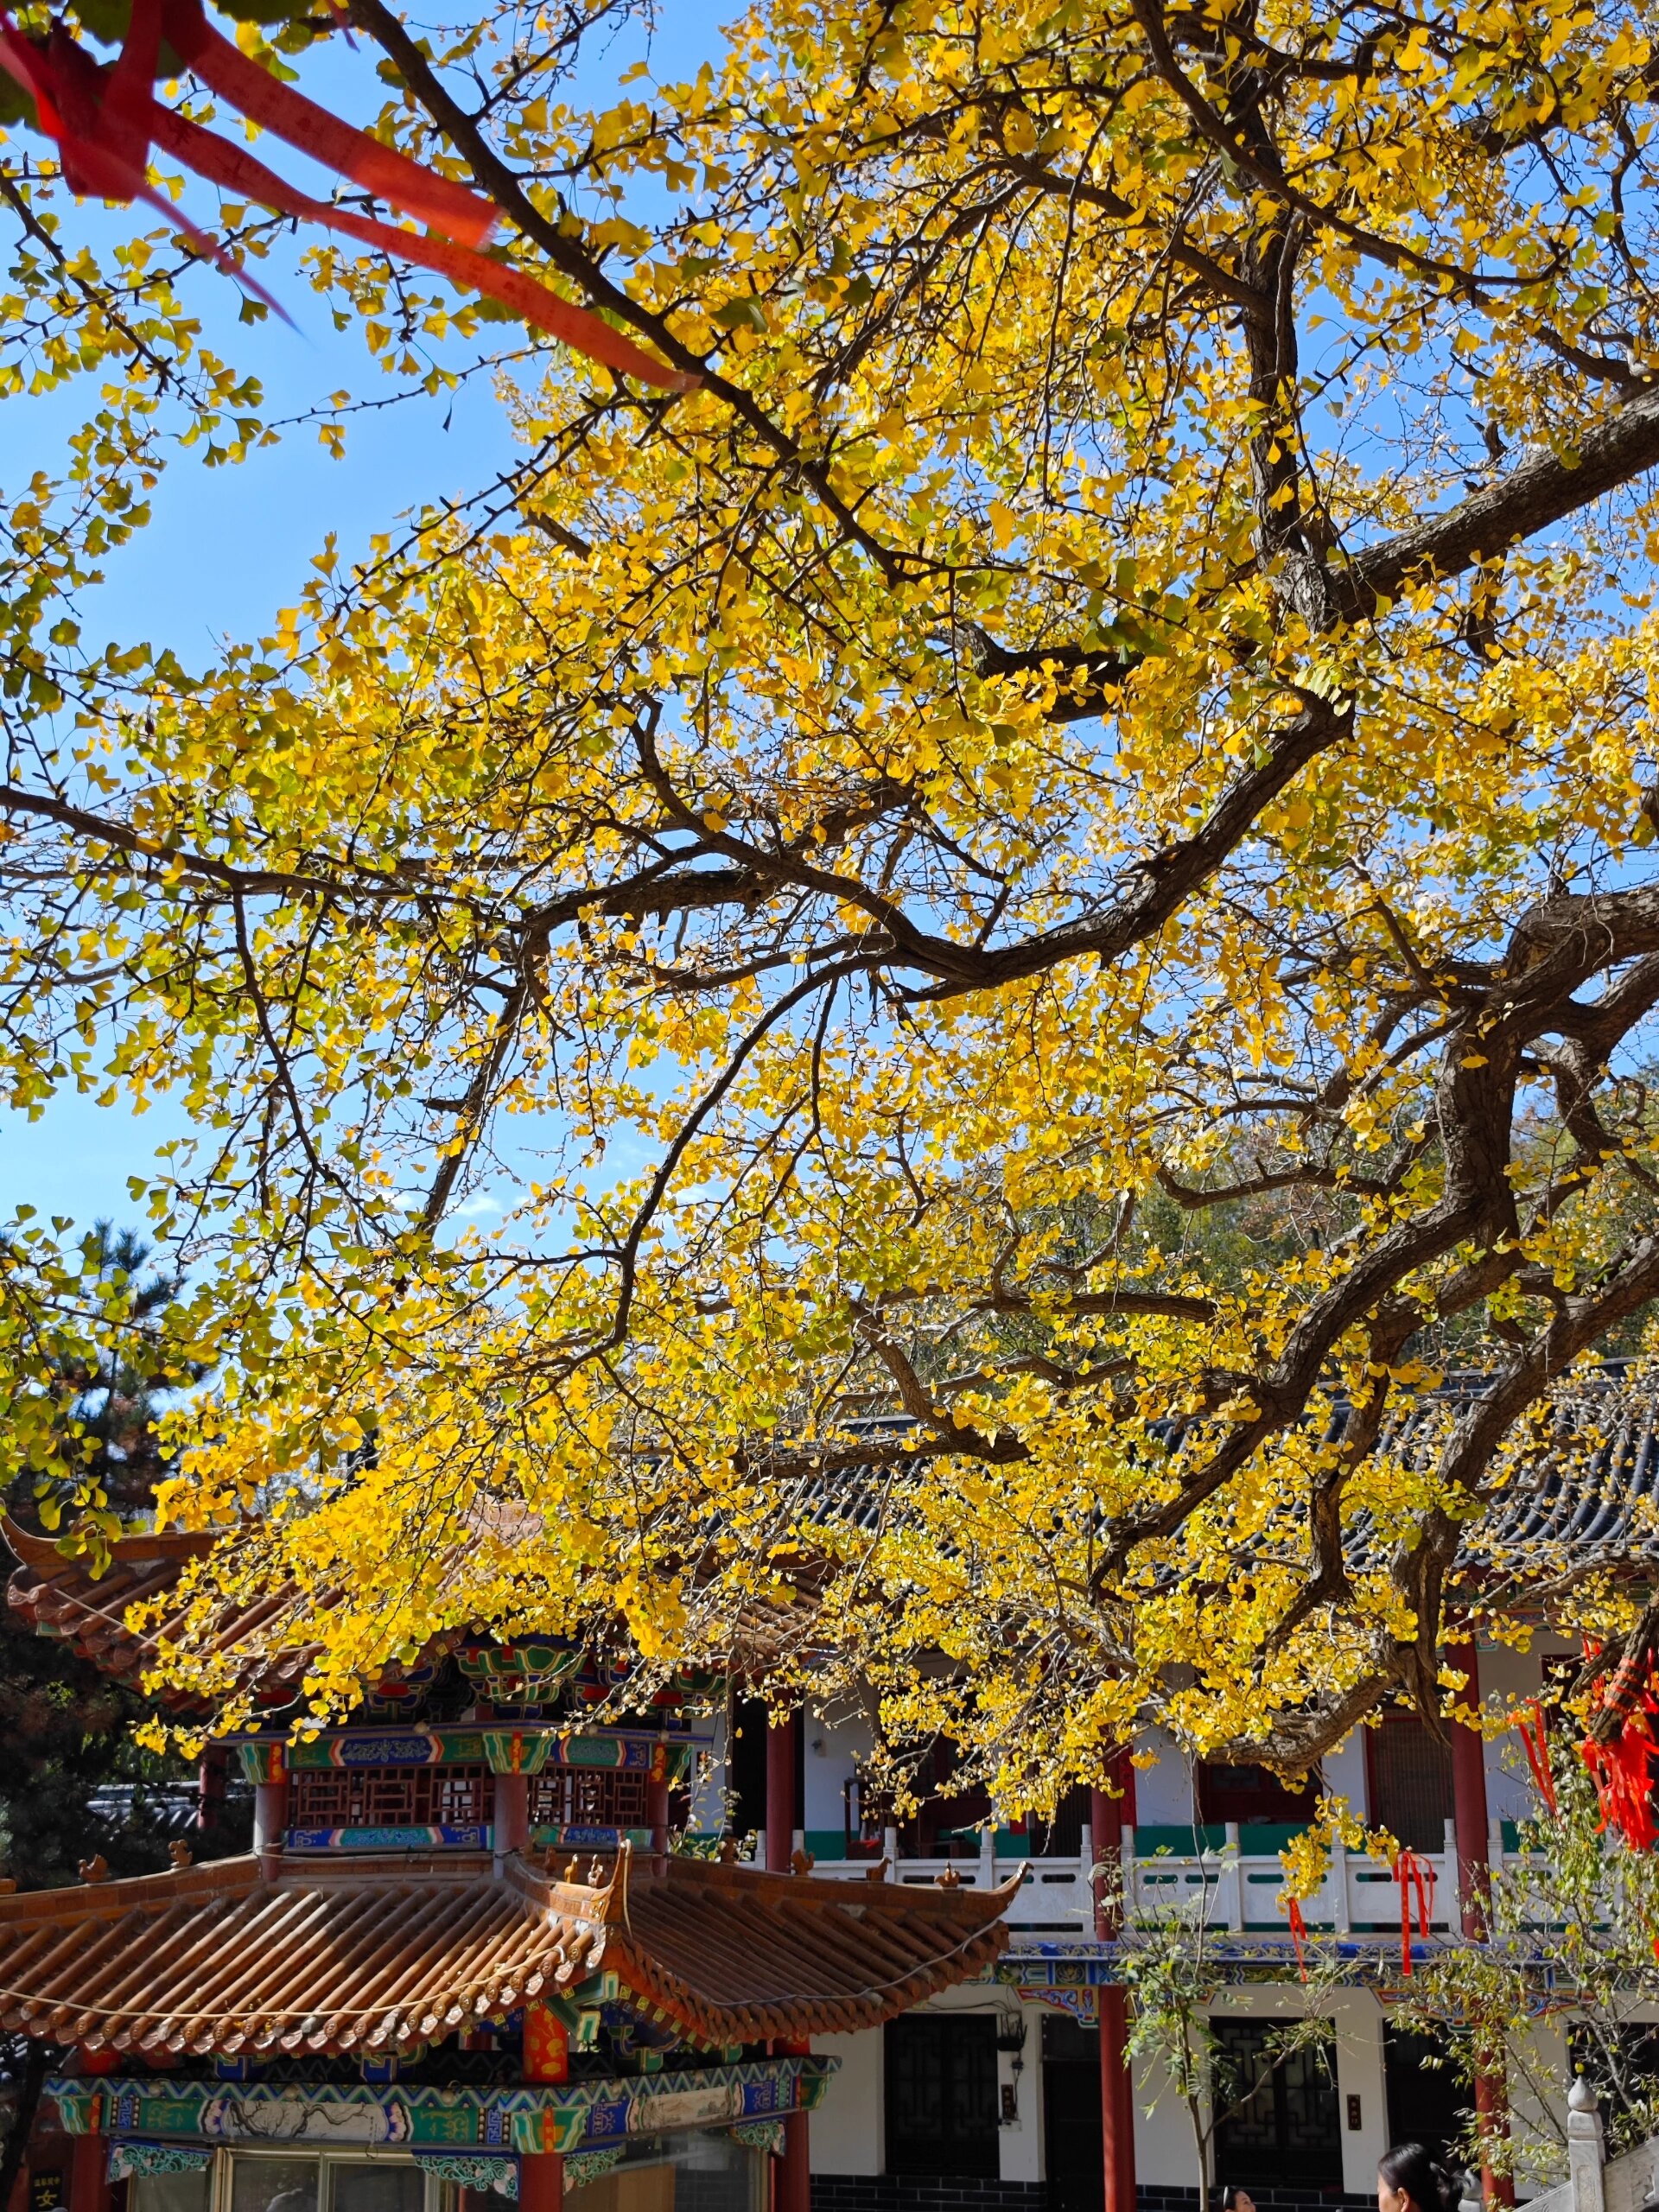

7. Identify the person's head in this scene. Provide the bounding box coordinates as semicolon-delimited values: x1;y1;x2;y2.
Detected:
1217;2190;1256;2212
1378;2145;1458;2212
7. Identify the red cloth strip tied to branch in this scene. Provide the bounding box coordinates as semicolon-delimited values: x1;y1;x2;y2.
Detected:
1286;1895;1309;1982
1515;1700;1557;1816
1393;1847;1435;1976
0;0;697;390
1582;1668;1659;1852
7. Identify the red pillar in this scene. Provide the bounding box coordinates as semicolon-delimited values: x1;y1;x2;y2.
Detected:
494;1772;530;1860
67;2133;109;2212
1448;1637;1513;2209
647;1743;671;1867
766;1712;798;1874
768;1716;810;2212
774;2113;810;2212
1090;1756;1138;2212
1448;1639;1491;1942
253;1770;289;1880
518;2152;563;2212
775;2042;812;2212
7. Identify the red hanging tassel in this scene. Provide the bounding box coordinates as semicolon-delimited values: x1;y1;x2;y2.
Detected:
148;99;693;381
158;0;498;246
1582;1653;1659;1851
0;4;283;308
1583;1714;1659;1850
1394;1847;1435;1975
1287;1895;1309;1982
0;2;697;388
1515;1700;1557;1816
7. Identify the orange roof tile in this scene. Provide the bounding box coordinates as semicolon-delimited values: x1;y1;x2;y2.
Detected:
0;1850;1010;2056
4;1519;300;1708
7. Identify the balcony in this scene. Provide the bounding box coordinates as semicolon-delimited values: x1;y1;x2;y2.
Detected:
805;1817;1497;1939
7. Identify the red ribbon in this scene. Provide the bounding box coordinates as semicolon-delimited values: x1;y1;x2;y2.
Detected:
1394;1847;1436;1975
0;6;260;296
1583;1710;1659;1850
1287;1895;1309;1981
0;0;696;387
1515;1700;1557;1815
1581;1651;1659;1851
161;0;495;247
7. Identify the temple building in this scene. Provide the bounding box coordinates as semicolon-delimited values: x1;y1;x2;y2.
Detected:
6;1379;1658;2212
0;1523;1011;2212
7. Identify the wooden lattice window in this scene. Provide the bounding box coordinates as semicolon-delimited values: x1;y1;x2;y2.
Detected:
527;1765;651;1829
289;1763;491;1828
1211;2019;1341;2186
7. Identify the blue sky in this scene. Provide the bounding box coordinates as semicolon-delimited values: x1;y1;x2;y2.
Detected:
0;3;726;1233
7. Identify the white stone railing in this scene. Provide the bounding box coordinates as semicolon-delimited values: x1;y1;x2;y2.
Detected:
806;1815;1507;1937
1521;2079;1659;2212
1122;1818;1464;1935
809;1829;1095;1928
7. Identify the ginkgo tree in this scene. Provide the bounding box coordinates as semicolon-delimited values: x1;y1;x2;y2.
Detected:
3;0;1659;1797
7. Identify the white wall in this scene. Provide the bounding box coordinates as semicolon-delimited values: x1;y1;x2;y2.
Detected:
997;1999;1045;2184
1332;1991;1388;2192
811;2027;883;2175
804;1707;871;1840
1510;2016;1571;2199
1324;1732;1370;1821
1134;1732;1196;1827
1130;1980;1391;2197
858;1980;1042;2184
1478;1641;1545;1826
1132;2031;1201;2195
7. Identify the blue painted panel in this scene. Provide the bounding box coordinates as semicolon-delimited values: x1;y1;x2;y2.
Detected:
285;1824;492;1849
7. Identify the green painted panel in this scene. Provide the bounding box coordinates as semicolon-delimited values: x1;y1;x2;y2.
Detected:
530;1826;650;1847
1231;1822;1309;1853
1133;1823;1227;1854
135;2100;208;2137
798;2063;835;2113
561;1737;626;1769
408;2110;481;2146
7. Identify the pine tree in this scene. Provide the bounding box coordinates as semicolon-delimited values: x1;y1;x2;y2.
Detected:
0;1225;244;2209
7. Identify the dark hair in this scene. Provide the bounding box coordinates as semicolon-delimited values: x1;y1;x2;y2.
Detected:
1378;2145;1460;2212
1217;2190;1250;2212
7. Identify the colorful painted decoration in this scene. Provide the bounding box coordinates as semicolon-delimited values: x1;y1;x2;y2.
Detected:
58;2055;834;2155
522;2002;570;2085
411;2156;517;2200
0;0;696;387
562;2151;624;2193
107;2144;213;2180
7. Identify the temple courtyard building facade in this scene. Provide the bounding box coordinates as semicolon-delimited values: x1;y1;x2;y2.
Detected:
0;1469;1648;2212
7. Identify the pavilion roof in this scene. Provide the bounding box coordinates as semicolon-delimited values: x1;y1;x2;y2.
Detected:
13;1374;1659;1702
2;1516;804;1711
774;1382;1659;1599
3;1517;308;1708
0;1848;1010;2057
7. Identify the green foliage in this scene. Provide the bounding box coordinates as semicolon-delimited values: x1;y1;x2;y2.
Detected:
1112;1850;1343;2198
1394;1747;1659;2186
